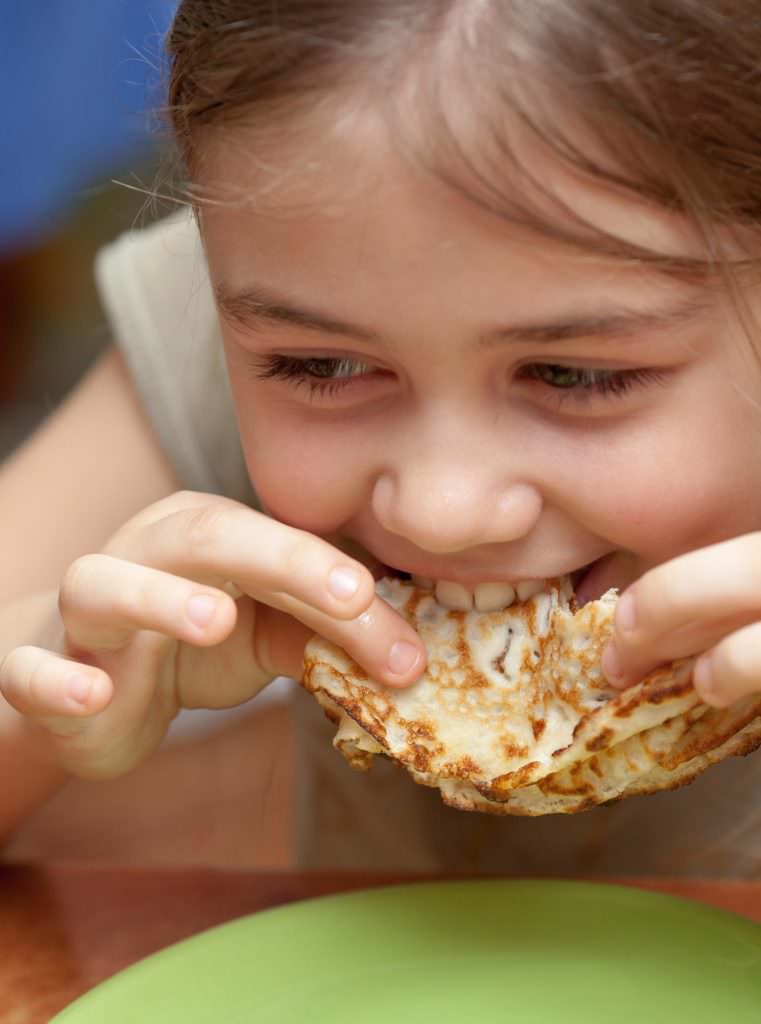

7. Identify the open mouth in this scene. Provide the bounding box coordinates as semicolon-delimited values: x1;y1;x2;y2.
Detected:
570;563;592;592
375;557;611;612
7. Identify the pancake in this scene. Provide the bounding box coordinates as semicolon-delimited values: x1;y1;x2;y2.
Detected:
301;578;761;815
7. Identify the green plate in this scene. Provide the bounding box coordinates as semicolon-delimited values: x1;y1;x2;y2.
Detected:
52;880;761;1023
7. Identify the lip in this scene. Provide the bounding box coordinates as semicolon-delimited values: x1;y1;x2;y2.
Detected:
376;558;602;589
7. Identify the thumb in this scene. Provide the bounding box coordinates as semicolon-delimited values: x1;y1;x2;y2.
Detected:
253;603;315;683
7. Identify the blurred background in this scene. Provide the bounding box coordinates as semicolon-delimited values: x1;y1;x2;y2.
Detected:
0;1;180;459
1;3;294;868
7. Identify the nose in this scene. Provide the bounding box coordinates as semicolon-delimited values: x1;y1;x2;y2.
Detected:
371;456;543;555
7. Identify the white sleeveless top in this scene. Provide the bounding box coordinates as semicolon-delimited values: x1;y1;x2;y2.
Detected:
95;211;761;877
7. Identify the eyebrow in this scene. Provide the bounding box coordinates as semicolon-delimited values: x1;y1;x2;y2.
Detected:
215;281;707;348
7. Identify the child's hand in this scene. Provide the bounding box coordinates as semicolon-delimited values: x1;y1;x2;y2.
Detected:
601;534;761;708
0;491;425;780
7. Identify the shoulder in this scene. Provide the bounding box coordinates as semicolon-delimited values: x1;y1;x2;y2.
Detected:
95;208;208;305
92;210;256;506
94;208;220;359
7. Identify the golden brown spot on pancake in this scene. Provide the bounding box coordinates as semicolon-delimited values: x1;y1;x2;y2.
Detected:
355;685;392;723
451;756;481;779
646;681;693;704
520;643;541;681
611;674;693;720
491;630;514;675
409;744;433;772
736;733;761;758
541;761;594;798
405;720;436;741
531;717;546;741
573;797;599;813
303;658;368;703
489;756;541;796
502;739;530;760
664;705;757;768
338;746;375;772
404;586;427;619
613;697;639;719
341;699;389;749
454;622;491;691
397;717;445;774
586;727;614;752
525;599;537;634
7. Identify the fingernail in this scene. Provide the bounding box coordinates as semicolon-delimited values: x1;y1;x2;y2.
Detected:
388;640;420;676
694;656;723;706
328;567;361;601
601;643;626;686
616;592;637;633
187;595;218;628
68;673;93;705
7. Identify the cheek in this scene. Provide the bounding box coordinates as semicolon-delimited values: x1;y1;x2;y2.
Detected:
235;401;370;533
560;404;761;559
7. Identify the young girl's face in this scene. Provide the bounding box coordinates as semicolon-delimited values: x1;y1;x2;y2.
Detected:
200;113;761;599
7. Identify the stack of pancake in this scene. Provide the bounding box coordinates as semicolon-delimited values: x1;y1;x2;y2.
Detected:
302;578;761;815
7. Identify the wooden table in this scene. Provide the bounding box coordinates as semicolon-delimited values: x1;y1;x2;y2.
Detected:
3;865;761;1024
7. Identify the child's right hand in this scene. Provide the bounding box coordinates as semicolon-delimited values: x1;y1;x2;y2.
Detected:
0;491;425;780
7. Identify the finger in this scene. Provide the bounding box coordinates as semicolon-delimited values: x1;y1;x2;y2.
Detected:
603;534;761;686
59;554;238;653
692;621;761;708
175;590;426;713
111;503;378;623
0;645;113;727
603;609;748;690
256;595;426;689
260;577;427;686
59;551;426;686
111;495;424;684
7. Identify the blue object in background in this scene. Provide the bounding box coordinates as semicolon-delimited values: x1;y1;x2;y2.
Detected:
0;1;179;253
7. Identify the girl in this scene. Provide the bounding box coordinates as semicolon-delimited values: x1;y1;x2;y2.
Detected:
3;0;761;874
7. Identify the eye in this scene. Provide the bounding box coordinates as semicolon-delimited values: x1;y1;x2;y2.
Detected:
520;364;667;402
247;353;382;398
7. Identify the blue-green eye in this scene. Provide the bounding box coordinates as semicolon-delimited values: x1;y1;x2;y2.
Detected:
522;364;666;399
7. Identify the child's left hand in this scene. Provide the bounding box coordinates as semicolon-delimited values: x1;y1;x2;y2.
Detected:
601;534;761;708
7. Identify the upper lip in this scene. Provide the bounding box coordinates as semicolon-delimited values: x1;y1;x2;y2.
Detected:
378;559;596;587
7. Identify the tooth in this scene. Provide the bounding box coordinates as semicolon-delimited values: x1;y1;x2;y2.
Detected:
474;582;516;612
516;580;546;602
435;580;473;611
412;575;434;590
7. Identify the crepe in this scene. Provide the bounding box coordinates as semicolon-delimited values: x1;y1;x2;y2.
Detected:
301;577;761;815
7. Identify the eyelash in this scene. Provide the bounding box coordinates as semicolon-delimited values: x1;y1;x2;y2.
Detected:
519;363;667;402
252;354;380;398
250;354;666;404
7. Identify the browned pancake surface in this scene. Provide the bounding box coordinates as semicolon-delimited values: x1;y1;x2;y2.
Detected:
301;578;760;815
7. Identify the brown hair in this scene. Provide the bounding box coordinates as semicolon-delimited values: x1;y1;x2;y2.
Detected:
165;1;761;273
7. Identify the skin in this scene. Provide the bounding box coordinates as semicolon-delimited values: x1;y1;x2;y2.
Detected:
204;110;761;710
4;99;761;784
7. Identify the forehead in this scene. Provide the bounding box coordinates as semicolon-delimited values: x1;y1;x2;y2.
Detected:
198;109;711;318
197;100;710;272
